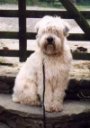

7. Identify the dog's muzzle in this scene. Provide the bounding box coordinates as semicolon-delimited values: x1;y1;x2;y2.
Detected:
46;37;55;48
47;37;54;44
43;37;56;55
44;36;56;50
47;37;55;45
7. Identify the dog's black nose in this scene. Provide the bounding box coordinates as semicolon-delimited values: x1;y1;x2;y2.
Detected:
47;37;53;44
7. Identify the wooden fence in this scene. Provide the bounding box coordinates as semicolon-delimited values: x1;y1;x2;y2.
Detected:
0;0;90;61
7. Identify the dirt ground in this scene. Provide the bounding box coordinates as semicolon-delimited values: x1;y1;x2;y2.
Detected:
0;4;90;80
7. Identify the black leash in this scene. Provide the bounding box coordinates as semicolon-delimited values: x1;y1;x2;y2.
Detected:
42;62;46;128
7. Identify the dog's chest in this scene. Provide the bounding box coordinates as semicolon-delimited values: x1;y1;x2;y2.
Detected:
43;57;69;86
45;62;59;79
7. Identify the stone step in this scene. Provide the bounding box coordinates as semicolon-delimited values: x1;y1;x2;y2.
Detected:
0;76;90;100
0;94;90;128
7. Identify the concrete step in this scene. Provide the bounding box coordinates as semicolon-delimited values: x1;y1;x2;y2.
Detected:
0;94;90;128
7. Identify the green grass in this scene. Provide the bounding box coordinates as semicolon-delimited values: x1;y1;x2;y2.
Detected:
76;2;90;10
26;0;63;8
87;20;90;25
0;0;17;4
0;0;90;10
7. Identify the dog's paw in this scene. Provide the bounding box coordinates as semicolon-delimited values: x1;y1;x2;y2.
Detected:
51;103;63;112
45;104;53;112
20;97;40;106
12;94;40;106
45;102;63;112
12;96;20;103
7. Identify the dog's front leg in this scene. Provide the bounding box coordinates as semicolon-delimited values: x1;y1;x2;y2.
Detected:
44;84;53;112
52;87;65;112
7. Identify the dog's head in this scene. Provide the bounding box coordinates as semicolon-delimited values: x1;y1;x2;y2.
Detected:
35;16;70;55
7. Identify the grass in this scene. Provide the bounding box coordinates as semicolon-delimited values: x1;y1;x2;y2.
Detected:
87;20;90;25
76;1;90;10
0;0;90;10
26;0;63;8
0;0;17;4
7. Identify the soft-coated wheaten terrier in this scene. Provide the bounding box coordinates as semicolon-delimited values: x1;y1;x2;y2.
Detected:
12;16;72;112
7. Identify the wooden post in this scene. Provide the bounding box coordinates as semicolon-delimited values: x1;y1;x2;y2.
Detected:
59;0;90;35
18;0;27;62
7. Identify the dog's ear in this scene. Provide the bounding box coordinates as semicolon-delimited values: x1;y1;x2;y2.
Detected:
63;22;70;37
54;17;70;37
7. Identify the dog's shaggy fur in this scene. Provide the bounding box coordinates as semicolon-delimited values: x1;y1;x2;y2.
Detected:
12;16;72;112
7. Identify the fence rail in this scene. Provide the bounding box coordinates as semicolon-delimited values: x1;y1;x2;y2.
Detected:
0;10;90;18
0;32;90;40
0;0;90;61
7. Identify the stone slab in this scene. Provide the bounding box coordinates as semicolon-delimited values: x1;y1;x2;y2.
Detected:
0;94;90;118
0;94;90;128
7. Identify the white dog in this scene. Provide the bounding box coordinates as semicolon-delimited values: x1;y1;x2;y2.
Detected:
12;16;72;112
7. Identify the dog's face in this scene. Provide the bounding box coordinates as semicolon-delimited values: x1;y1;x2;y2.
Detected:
35;16;70;55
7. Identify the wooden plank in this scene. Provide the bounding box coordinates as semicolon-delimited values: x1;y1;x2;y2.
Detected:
72;52;90;60
26;10;90;19
27;32;90;41
27;32;36;39
0;32;18;39
0;32;90;41
18;0;27;62
0;49;90;60
0;10;90;19
27;51;90;60
81;11;90;19
26;10;69;18
59;0;90;35
68;33;90;41
0;50;19;57
0;50;33;57
0;10;18;17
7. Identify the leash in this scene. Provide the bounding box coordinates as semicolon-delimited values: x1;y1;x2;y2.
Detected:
42;61;46;128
